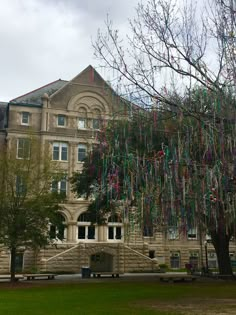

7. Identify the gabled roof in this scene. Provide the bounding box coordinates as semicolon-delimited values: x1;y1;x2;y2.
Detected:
50;65;112;99
10;79;68;106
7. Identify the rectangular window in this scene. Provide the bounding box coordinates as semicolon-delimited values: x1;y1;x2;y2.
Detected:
108;226;122;240
170;253;180;269
51;176;67;195
21;112;29;125
17;138;30;159
57;115;66;127
60;178;67;194
78;118;86;129
92;119;100;129
88;226;95;239
53;142;68;161
78;144;87;162
168;227;179;240
49;225;56;239
116;227;122;239
108;227;114;239
78;226;86;239
187;227;197;240
51;180;58;193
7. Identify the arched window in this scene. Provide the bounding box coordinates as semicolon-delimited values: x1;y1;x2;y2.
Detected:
92;108;101;130
77;212;96;241
78;107;87;129
107;214;123;241
49;213;67;241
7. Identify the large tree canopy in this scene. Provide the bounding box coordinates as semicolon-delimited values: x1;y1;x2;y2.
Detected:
0;137;65;281
71;87;236;276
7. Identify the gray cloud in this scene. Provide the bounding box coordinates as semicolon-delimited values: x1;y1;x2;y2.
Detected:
0;0;142;101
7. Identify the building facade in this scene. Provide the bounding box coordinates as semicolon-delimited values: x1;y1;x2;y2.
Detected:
0;66;235;274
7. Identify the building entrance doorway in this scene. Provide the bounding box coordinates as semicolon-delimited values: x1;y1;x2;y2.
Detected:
90;252;113;272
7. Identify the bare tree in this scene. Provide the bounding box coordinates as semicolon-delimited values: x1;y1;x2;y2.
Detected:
94;0;235;110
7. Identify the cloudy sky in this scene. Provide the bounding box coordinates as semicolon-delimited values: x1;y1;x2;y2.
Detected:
0;0;143;101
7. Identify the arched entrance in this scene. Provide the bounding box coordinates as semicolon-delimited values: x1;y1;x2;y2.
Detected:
90;252;113;272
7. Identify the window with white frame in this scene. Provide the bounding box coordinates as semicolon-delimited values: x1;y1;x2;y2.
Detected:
78;117;86;129
77;212;96;241
187;227;197;240
57;115;66;127
17;138;30;159
168;226;179;240
21;112;30;125
208;252;218;268
51;176;67;195
107;214;123;241
52;142;68;161
78;144;87;162
170;252;180;268
49;213;67;240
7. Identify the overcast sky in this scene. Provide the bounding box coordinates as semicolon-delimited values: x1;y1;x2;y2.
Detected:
0;0;143;101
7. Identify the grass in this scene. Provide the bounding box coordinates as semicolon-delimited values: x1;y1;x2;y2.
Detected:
0;280;236;315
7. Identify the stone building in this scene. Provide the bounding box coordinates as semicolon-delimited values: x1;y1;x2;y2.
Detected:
0;66;235;274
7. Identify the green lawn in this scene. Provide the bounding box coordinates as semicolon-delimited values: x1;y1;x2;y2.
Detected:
0;280;236;315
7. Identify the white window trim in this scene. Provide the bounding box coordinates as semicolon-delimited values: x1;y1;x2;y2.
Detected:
78;144;87;162
17;138;30;159
77;118;87;129
77;222;97;242
187;227;198;240
57;115;66;127
107;223;123;242
49;223;67;242
51;178;67;195
170;252;181;269
168;227;179;240
52;142;68;162
21;112;30;125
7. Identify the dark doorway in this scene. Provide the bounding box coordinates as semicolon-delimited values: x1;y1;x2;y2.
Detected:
90;252;113;272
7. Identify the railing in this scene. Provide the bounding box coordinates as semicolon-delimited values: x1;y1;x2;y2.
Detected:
42;244;79;270
124;245;156;262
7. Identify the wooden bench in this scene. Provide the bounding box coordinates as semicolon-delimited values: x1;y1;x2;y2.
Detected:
92;272;120;278
159;274;197;283
24;273;56;280
0;275;24;281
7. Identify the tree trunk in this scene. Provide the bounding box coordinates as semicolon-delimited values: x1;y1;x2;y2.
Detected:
10;246;17;283
211;230;233;276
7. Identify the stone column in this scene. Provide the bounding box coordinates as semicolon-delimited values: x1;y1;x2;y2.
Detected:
67;222;77;243
98;225;107;242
